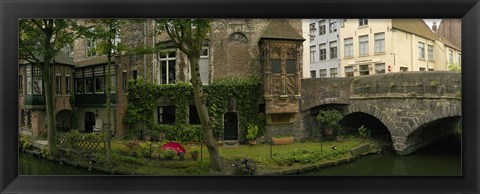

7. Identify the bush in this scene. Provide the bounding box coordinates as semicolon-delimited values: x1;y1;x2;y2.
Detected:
139;141;152;158
246;124;259;141
19;135;32;151
163;149;177;159
315;109;343;136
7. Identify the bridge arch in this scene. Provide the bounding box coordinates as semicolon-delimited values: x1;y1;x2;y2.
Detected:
340;112;392;143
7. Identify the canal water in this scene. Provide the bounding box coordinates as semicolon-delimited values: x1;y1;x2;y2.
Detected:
19;134;461;176
305;134;461;176
19;153;101;175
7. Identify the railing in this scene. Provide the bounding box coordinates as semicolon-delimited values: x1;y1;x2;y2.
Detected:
56;133;106;153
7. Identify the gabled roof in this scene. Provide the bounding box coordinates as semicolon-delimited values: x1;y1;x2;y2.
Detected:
260;19;305;41
392;19;438;41
437;34;461;51
19;51;75;66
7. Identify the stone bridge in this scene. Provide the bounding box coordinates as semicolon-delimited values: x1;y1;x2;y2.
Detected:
301;72;461;155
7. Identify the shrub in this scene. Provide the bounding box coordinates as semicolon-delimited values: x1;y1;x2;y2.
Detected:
316;109;343;135
139;141;152;158
163;149;177;160
246;124;259;141
40;147;50;159
19;135;32;151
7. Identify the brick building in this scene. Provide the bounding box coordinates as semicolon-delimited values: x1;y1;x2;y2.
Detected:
19;19;307;142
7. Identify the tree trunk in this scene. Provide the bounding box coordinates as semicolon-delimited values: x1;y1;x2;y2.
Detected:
105;39;113;163
43;59;57;156
189;55;224;171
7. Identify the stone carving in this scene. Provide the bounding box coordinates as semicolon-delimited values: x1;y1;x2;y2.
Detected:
229;32;248;43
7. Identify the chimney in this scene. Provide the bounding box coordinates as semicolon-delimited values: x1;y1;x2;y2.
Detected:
432;22;437;32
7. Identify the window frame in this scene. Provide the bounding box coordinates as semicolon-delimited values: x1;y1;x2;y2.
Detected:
344;38;353;58
359;35;369;56
319;43;327;60
158;49;177;85
318;20;326;35
374;32;385;54
55;75;62;95
418;42;425;59
359;19;368;26
329;41;337;59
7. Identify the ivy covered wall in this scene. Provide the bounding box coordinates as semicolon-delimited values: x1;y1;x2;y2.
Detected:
123;77;265;143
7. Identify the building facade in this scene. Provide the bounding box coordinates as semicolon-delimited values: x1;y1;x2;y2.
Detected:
19;19;307;142
307;19;342;78
339;19;460;77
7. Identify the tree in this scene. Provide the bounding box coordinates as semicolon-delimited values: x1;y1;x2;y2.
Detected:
76;19;129;163
19;19;75;156
157;19;224;171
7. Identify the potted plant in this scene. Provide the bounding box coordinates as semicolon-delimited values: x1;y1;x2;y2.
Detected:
246;124;259;145
316;109;343;141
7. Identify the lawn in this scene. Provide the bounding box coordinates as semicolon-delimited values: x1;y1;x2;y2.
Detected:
94;136;371;175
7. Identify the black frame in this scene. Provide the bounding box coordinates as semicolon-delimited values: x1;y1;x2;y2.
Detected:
1;0;479;193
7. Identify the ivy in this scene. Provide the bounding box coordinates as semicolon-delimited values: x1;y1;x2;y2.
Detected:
124;77;264;142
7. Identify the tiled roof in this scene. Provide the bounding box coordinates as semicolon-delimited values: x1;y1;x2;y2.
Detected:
392;19;461;51
75;56;109;67
261;19;305;41
20;51;75;66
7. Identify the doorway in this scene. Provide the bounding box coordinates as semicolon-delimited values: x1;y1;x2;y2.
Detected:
223;112;238;141
84;112;95;133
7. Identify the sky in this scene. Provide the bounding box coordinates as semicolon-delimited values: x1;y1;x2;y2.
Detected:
423;19;442;30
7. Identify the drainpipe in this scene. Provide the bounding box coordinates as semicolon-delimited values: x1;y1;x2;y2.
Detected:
144;21;147;79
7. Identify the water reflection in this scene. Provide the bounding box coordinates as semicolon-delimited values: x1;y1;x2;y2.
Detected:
19;153;101;175
305;134;461;176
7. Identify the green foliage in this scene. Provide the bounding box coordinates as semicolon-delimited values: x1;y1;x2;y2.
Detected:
358;125;369;138
139;141;152;158
163;149;177;159
246;124;259;140
19;135;32;151
124;77;264;142
448;64;461;72
111;152;144;165
40;147;51;158
430;80;439;88
316;109;343;132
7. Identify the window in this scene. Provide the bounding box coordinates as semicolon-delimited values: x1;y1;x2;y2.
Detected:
330;68;338;77
344;38;353;58
56;76;62;95
359;19;368;26
310;70;316;78
448;50;454;64
122;71;127;93
359;65;369;76
418;42;425;59
133;70;138;80
85;27;96;57
286;60;296;74
189;105;201;124
458;53;461;65
329;21;337;33
319;69;327;78
330;41;337;59
374;33;385;53
428;45;434;61
64;43;74;58
95;77;104;93
310;46;316;62
33;65;41;76
375;64;385;74
200;47;209;58
271;60;281;74
400;67;408;72
65;76;71;94
359;35;369;56
27;77;32;94
319;20;326;35
159;50;176;84
419;67;426;71
428;68;434;71
76;79;84;94
32;77;42;95
345;66;354;77
19;75;23;93
319;43;326;60
85;78;94;94
157;106;176;124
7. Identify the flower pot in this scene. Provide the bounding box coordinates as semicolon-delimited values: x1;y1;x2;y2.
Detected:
271;136;294;145
248;140;257;145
